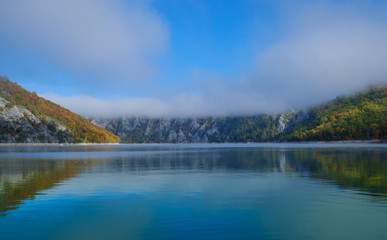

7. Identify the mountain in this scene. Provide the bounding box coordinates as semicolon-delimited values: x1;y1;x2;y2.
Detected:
91;112;308;143
1;75;385;144
281;86;387;141
0;76;119;143
92;115;275;143
92;86;387;143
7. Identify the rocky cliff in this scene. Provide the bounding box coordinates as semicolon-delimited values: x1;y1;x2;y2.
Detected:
0;95;72;143
0;76;119;143
91;111;307;143
92;86;386;143
92;117;220;143
3;76;382;144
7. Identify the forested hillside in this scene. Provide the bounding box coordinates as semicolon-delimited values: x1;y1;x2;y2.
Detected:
0;76;119;143
0;74;385;144
282;86;387;141
93;85;387;143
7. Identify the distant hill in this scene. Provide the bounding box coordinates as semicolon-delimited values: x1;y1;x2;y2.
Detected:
0;76;119;143
91;111;309;143
92;86;387;143
91;115;284;143
281;86;387;141
1;74;385;144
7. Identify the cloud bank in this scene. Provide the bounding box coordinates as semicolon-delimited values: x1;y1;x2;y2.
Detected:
43;2;387;118
3;1;387;118
0;0;168;82
252;8;387;109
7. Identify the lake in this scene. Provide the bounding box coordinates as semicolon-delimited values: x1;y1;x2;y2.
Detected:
1;143;387;240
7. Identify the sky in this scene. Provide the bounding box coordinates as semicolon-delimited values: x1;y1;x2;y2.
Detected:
1;0;387;118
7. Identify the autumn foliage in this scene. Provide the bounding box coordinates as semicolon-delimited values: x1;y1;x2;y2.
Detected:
0;76;119;143
282;86;387;141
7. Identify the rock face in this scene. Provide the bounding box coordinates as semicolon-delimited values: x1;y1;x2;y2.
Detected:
91;117;220;143
0;76;119;143
276;110;309;133
91;111;308;143
0;96;72;143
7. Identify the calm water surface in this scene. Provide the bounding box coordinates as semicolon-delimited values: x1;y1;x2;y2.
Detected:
0;143;387;240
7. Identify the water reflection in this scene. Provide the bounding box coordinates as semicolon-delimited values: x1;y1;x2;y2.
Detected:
0;158;103;214
1;144;387;215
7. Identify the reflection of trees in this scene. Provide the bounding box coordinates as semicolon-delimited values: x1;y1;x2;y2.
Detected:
1;147;386;215
0;158;102;215
109;148;387;195
289;149;387;195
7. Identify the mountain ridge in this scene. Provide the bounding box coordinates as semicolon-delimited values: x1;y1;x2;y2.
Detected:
90;111;306;143
0;76;119;143
91;86;387;143
0;75;385;143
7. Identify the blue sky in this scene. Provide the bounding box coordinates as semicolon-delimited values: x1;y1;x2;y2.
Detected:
1;0;387;117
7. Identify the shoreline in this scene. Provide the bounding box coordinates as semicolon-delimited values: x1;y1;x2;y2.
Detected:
0;140;385;146
0;143;121;146
280;140;386;144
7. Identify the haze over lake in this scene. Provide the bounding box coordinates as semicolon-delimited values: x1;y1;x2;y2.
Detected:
1;144;386;240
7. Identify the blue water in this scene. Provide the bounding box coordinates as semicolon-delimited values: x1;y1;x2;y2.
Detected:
1;144;387;240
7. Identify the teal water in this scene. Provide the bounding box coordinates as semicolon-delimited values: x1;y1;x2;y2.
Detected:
1;143;387;240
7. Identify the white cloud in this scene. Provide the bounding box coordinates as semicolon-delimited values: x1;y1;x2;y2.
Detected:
7;1;387;118
252;10;387;109
42;93;168;118
42;5;387;118
42;92;234;118
42;89;287;118
0;0;168;82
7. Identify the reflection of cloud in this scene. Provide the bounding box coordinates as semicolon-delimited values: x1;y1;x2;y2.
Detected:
0;0;168;82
